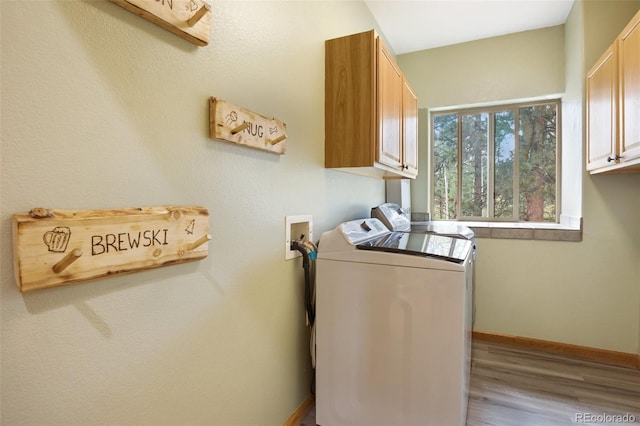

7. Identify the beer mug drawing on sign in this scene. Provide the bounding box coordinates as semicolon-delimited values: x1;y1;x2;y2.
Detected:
43;227;71;253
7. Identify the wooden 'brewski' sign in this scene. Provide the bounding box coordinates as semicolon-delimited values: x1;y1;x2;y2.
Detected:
12;206;210;292
111;0;212;46
209;98;287;155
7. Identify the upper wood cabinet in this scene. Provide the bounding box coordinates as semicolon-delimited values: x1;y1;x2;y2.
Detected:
619;9;640;167
586;44;618;171
325;30;418;179
586;9;640;174
402;77;419;176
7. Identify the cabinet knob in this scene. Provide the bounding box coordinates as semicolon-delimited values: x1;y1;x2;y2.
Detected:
606;155;622;163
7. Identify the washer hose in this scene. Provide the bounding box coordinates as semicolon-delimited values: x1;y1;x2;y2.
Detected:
291;239;318;394
290;240;316;326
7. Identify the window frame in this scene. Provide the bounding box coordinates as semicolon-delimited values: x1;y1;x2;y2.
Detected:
430;99;562;223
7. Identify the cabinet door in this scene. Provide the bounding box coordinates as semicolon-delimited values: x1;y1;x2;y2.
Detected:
325;31;376;169
402;78;418;176
586;43;618;171
619;11;640;164
377;38;403;170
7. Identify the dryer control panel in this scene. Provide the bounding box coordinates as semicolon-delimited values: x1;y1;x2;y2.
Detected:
371;203;411;231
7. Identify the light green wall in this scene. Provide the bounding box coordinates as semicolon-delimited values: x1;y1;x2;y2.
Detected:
398;1;640;356
3;3;639;425
0;1;385;424
399;26;565;109
581;0;640;359
399;25;565;214
584;0;640;68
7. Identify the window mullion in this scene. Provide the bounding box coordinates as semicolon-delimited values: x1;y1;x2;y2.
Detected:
513;108;520;221
555;102;561;223
488;113;495;219
456;113;462;220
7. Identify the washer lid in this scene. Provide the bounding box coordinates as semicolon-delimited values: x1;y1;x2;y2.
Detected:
356;231;472;263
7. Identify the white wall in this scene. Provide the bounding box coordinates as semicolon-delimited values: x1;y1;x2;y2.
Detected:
562;0;584;222
0;1;385;424
398;3;640;355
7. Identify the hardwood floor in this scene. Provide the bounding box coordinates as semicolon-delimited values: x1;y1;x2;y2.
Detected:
467;341;640;425
300;340;640;425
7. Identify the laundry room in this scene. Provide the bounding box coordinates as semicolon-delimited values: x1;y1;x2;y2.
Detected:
1;1;639;425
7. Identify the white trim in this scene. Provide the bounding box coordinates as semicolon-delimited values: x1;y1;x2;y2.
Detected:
429;93;565;113
458;220;581;231
559;213;582;229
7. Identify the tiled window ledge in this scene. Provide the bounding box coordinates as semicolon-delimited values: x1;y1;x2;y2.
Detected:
411;213;583;242
465;222;582;242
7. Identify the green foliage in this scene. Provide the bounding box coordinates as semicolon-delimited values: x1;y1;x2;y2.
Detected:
518;105;557;221
433;114;457;219
494;111;515;218
432;103;557;222
461;113;488;217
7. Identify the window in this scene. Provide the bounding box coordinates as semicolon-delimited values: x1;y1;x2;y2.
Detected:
432;100;559;222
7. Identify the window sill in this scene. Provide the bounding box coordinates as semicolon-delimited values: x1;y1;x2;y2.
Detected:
411;214;583;242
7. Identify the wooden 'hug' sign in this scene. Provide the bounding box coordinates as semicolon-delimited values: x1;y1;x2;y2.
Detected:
12;206;210;292
209;98;287;155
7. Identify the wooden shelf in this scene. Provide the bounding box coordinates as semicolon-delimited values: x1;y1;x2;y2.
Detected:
111;0;212;47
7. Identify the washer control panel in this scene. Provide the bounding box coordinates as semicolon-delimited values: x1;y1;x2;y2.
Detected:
338;218;390;245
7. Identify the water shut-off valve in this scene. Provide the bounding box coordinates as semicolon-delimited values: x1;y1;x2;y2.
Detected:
290;237;317;262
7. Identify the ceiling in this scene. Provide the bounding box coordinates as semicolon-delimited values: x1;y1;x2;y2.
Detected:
364;0;575;54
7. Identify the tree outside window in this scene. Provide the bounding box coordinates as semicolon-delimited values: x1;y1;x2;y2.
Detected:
432;100;559;222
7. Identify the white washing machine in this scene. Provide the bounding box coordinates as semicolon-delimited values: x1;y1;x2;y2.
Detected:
315;218;474;426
